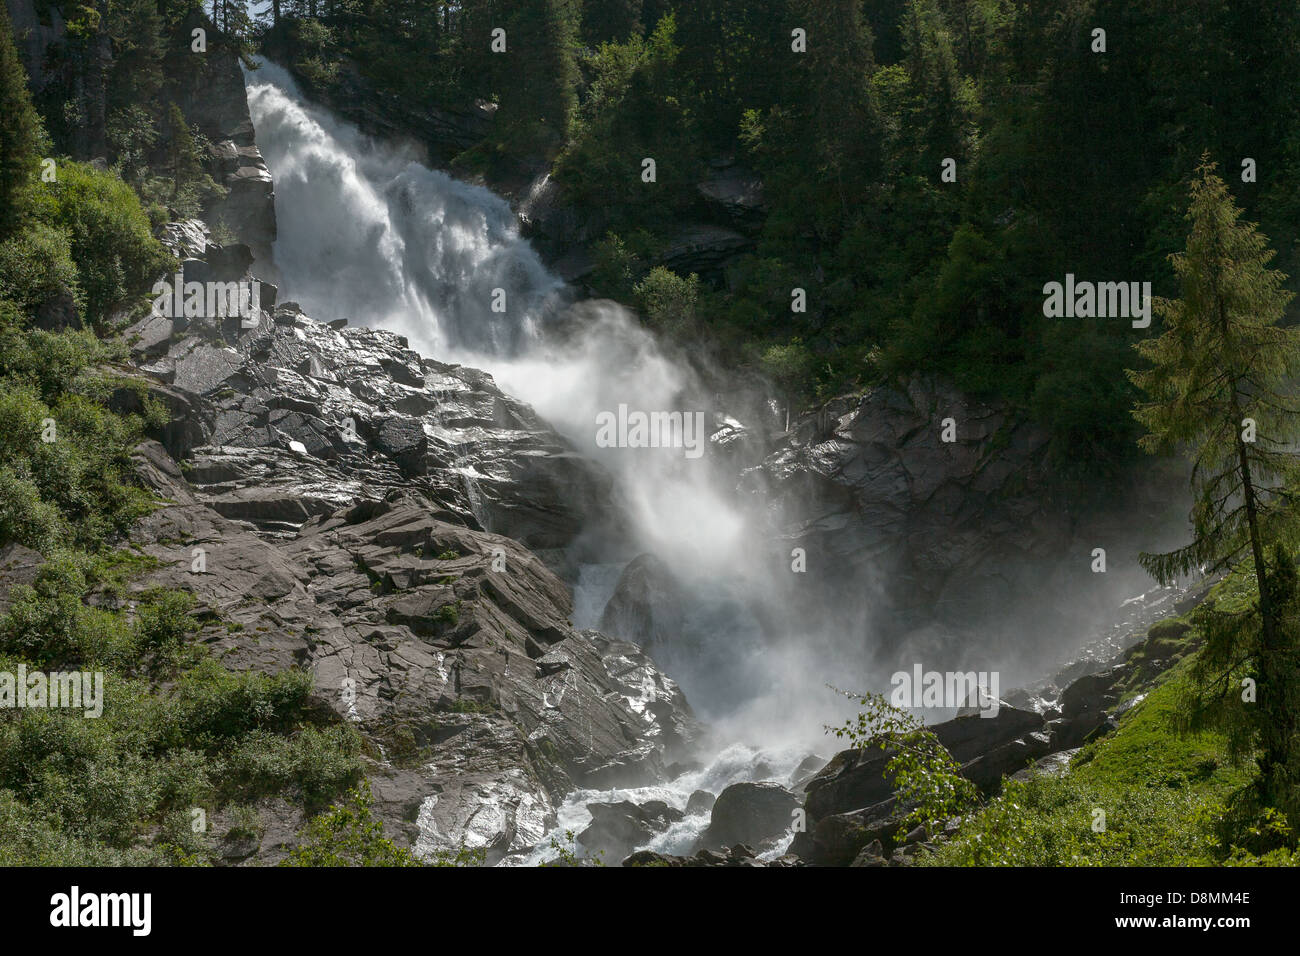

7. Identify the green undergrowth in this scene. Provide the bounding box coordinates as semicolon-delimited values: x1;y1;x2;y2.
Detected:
924;566;1298;866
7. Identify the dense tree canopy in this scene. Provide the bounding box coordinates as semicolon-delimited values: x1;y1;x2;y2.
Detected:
247;0;1300;468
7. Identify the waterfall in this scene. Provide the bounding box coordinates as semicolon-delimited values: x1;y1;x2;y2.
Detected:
244;60;793;719
244;60;868;862
245;61;563;358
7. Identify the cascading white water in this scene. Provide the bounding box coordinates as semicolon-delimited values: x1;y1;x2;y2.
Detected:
245;61;793;712
244;62;853;859
247;61;563;359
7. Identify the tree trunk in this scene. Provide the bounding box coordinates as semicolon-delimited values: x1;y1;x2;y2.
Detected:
1220;284;1290;800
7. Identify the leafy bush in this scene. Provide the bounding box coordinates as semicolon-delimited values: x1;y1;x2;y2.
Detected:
634;266;701;335
30;159;173;326
0;222;80;313
282;785;447;867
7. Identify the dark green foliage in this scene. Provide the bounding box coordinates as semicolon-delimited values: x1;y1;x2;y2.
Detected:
30;160;174;326
498;0;581;147
283;783;481;866
0;579;366;864
582;0;642;45
0;3;46;240
1129;160;1300;839
0;223;81;315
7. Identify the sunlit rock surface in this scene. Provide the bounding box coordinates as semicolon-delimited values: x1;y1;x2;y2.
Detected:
119;250;696;863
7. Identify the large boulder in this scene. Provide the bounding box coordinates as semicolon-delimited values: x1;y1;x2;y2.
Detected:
577;800;684;863
698;782;800;850
600;553;686;652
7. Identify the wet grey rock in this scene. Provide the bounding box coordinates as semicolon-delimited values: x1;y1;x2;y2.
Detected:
117;434;697;864
158;219;211;260
790;753;829;790
122;243;618;554
699;782;800;850
169;45;277;264
686;790;716;815
741;377;1185;668
577;802;657;862
1060;666;1126;718
97;252;700;863
794;797;902;867
599;553;686;653
577;799;683;863
850;839;887;867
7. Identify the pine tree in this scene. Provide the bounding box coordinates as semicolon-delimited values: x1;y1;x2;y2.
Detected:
167;103;203;205
1128;156;1300;823
0;4;45;240
500;0;579;143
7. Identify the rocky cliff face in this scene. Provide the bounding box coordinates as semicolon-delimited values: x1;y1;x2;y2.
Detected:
738;377;1186;671
118;233;695;863
170;46;278;270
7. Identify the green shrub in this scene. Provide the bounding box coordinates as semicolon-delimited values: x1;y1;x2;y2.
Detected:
282;784;430;867
0;222;80;314
634;266;701;334
30;159;173;326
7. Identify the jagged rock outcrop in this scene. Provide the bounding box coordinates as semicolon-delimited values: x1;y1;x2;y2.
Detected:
599;553;686;653
125;239;617;560
170;43;278;267
740;377;1184;668
109;237;698;863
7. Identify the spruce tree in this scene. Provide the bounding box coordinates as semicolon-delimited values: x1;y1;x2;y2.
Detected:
0;4;44;240
1128;156;1300;824
502;0;579;143
167;103;202;205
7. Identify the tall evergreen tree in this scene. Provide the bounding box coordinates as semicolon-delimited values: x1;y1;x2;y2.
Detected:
0;3;45;240
500;0;579;143
1128;158;1300;820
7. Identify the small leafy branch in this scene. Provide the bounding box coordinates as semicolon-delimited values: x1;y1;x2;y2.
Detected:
541;829;604;867
826;686;978;838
